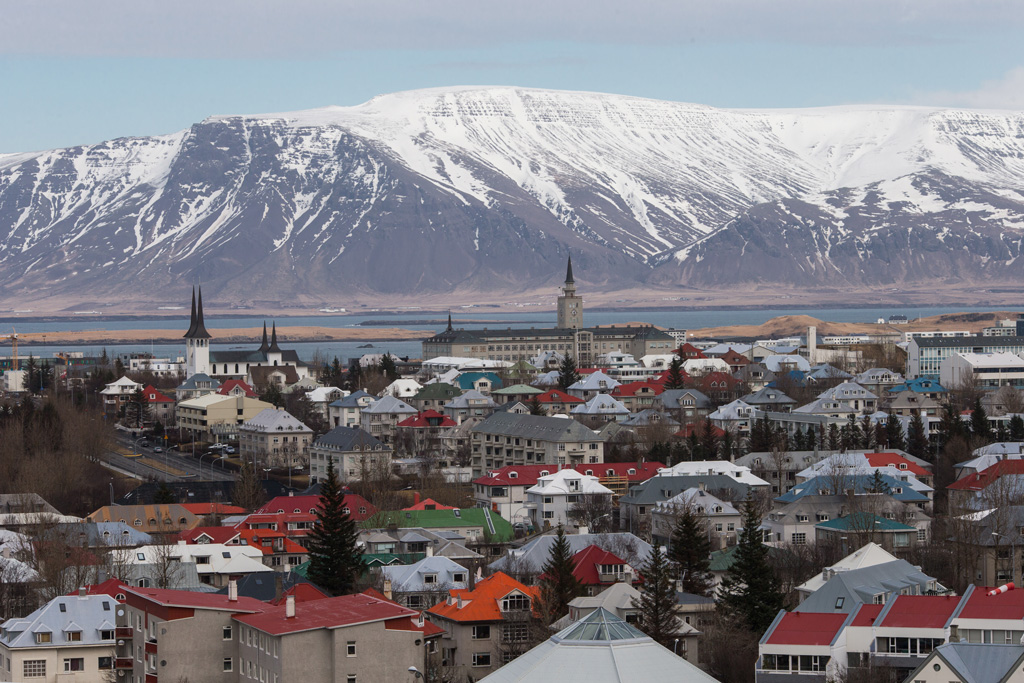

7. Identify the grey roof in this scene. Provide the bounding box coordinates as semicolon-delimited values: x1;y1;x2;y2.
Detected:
330;389;375;408
214;572;322;601
472;412;603;443
795;560;938;614
314;426;387;452
734;450;830;472
54;522;152;547
557;608;647;642
490;533;652;575
380;555;470;593
241;408;311;433
360;394;416;415
571;393;629;415
922;643;1024;683
0;595;118;648
620;409;679;427
655;388;712;410
176;373;220;391
620;475;751;506
912;335;1024;348
742;387;797;406
445;389;497;409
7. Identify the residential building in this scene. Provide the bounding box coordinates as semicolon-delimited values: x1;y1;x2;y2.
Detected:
741;387;796;413
905;643;1024;683
359;395;417;445
254;494;377;526
175;372;221;400
817;381;878;413
443;390;498;422
100;376;142;416
469;412;605;478
793;398;860;420
570;393;630;427
309;426;391;483
128;542;271;587
650;489;741;548
795;542;918;601
489;532;652;583
327;389;376;428
533;389;583;416
140;384;175;425
524;469;614;530
238;408;313;470
409;383;463;411
566;371;621;401
853;368;905;397
815;513;921;556
619;476;754;535
755;610;849;682
795;557;945;613
654;389;713;425
370;508;513;545
86;504;201;537
608;381;663;412
707;399;759;436
380;556;471;610
656;460;770;488
425;572;542;680
176;394;274;444
0;591;119;683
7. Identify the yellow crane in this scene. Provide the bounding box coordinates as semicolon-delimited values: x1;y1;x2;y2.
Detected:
3;328;17;370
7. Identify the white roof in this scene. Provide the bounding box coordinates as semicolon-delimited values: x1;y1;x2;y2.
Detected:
100;376;142;394
527;469;614;496
796;542;900;595
793;398;858;415
639;354;677;369
655;488;739;516
0;594;118;649
656;461;769;487
796;453;932;493
817;381;878;401
383;378;423;398
240;408;312;433
569;371;621;392
951;352;1024;368
702;343;753;356
130;543;270;577
571;394;629;415
380;555;470;593
306;387;344;403
708;399;758;421
682;358;729;374
762;354;812;373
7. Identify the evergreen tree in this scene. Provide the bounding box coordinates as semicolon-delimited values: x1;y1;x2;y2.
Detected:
721;429;735;461
885;415;906;451
748;415;776;452
668;506;714;596
154;482;176;504
791;425;805;451
528;395;547;416
260;383;285;408
540;525;583;619
907;411;929;460
997;421;1009;443
306;459;362;596
720;496;783;634
634;546;679;648
938;401;966;449
557;355;581;392
861;415;876;450
378;353;400;382
971;397;992;443
845;413;861;450
1010;415;1024;442
665;356;686;390
827;423;841;451
114;358;125;378
130;387;149;428
869;469;890;495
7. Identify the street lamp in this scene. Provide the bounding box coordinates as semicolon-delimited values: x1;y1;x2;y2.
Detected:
408;666;423;680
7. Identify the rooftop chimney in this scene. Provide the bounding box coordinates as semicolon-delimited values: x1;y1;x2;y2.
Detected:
285;594;296;618
78;586;87;598
274;574;284;603
383;579;393;600
414;492;421;506
228;580;238;602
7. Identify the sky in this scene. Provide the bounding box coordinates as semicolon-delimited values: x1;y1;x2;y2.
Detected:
2;0;1024;153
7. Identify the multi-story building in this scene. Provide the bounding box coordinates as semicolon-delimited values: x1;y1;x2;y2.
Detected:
940;351;1024;389
650;488;741;548
309;426;391;483
0;591;119;683
100;376;142;416
907;335;1024;380
327;390;376;428
238;408;313;470
175;394;273;443
524;469;614;530
381;556;471;610
469;412;605;478
359;395;416;445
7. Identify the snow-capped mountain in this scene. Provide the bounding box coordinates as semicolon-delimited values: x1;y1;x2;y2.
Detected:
2;86;1024;306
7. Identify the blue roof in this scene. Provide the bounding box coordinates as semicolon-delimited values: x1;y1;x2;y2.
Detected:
329;389;374;408
777;473;928;503
888;378;947;394
455;371;503;391
768;370;807;388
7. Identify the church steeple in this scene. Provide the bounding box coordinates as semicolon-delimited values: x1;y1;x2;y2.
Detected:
446;310;453;333
183;287;198;338
557;254;582;330
565;254;575;286
269;322;282;353
258;322;269;353
184;286;211;339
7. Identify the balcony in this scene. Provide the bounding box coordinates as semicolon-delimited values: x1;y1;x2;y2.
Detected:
116;627;134;639
115;658;134;670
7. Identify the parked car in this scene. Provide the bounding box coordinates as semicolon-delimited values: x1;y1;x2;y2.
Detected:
223;446;235;454
153;447;163;453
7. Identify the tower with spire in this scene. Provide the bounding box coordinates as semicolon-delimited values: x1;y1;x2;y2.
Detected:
556;254;583;329
183;286;212;377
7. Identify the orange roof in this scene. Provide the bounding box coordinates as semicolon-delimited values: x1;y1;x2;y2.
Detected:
182;503;247;516
404;497;457;511
865;452;930;477
426;572;540;623
536;389;583;404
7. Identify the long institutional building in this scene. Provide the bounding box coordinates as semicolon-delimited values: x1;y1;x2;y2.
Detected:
907;334;1024;379
423;258;676;366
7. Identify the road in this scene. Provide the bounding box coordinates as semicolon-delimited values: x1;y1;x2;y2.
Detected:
103;435;236;483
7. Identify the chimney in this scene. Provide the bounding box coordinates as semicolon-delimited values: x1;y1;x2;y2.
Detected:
383;579;393;600
78;586;87;598
228;580;238;602
426;545;433;558
414;492;421;506
285;594;296;618
807;326;817;364
274;574;284;603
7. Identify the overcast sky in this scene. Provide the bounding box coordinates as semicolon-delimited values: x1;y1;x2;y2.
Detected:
3;0;1024;153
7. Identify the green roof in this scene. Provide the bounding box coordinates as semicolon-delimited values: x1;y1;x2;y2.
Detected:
816;512;915;532
364;508;513;542
493;383;543;395
412;382;463;400
709;544;790;572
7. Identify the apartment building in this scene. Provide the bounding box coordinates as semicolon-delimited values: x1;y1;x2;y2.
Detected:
469;412;605;478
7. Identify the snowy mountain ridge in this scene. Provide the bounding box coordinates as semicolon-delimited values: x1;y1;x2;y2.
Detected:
2;86;1024;304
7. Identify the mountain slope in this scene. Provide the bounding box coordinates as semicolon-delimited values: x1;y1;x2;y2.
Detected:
2;87;1024;306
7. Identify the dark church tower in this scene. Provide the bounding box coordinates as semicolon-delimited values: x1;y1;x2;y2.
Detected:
556;255;582;329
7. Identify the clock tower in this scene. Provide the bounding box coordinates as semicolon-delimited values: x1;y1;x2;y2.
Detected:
556;255;583;329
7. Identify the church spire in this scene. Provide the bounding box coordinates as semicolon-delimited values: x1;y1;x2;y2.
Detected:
446;310;453;333
565;254;575;286
192;286;212;339
269;322;281;353
258;322;269;353
183;286;198;338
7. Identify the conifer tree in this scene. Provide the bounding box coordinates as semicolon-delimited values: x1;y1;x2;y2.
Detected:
869;469;890;495
306;459;362;596
907;411;929;460
938;401;967;449
540;525;582;619
528;395;547;416
557;355;581;392
971;397;992;443
861;415;875;450
634;546;679;648
885;415;906;451
1010;415;1024;442
665;356;686;390
378;353;400;382
827;423;841;451
698;417;720;460
668;506;714;596
720;495;783;634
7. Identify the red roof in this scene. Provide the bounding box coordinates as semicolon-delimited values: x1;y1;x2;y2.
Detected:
878;595;961;629
397;410;458;428
948;460;1024;491
675;423;727;439
958;586;1024;621
359;589;445;636
611;381;665;398
219;379;258;398
427;572;540;623
695;371;740;391
179;527;240;545
404;497;457;511
78;578;129;598
235;592;416;635
677;343;706;359
565;545;634;585
850;603;883;627
718;350;750;366
181;503;246;516
765;612;848;646
268;583;329;605
141;385;173;404
536;389;583;404
865;453;930;477
473;462;665;487
256;494;377;522
122;585;267;613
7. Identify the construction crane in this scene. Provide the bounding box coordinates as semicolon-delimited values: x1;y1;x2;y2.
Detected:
3;328;17;370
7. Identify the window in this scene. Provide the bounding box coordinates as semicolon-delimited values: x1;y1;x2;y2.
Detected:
64;658;85;672
23;661;45;678
472;625;491;640
453;573;467;583
347;677;356;683
223;626;233;640
98;657;113;670
59;602;67;612
224;658;233;672
792;533;806;545
424;574;437;584
472;653;492;667
835;597;845;609
101;629;114;640
35;632;51;644
347;641;357;657
503;623;528;643
502;594;530;611
66;630;82;642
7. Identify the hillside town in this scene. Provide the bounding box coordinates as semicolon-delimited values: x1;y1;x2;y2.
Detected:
4;262;1024;683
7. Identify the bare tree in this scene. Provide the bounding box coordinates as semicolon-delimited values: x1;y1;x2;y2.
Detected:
997;386;1024;416
567;493;613;532
150;544;183;589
